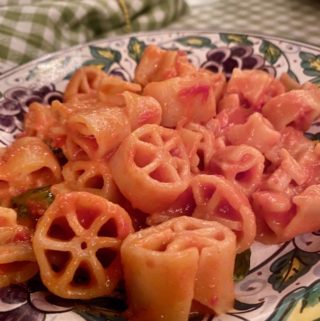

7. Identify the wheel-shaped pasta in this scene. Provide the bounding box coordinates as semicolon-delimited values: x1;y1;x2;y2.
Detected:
121;216;236;321
109;124;191;213
64;66;106;101
0;207;38;287
178;121;216;173
52;160;121;202
33;192;133;299
208;144;264;195
191;174;256;252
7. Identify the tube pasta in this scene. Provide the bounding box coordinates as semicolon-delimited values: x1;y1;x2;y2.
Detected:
143;71;219;127
33;192;133;299
121;216;236;321
65;107;131;160
0;137;61;204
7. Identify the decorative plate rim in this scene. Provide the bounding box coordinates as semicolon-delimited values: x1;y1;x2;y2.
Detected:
1;29;320;321
1;29;320;80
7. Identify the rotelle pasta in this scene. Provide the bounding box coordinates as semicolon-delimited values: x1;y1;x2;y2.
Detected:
0;43;320;320
33;192;133;299
109;123;191;213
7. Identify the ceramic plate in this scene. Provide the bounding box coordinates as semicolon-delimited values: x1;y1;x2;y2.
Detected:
0;31;320;321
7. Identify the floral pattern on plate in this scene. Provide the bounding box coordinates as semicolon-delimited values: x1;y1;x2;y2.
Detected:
0;31;320;321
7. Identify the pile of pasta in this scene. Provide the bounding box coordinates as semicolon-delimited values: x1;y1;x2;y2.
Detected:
1;44;320;321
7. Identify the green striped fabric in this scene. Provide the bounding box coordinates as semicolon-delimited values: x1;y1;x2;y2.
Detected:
0;0;188;73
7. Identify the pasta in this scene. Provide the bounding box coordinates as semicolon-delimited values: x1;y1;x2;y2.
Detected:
0;207;38;287
191;174;256;252
0;137;61;206
33;191;133;299
109;124;191;213
121;216;236;321
0;43;320;321
51;159;121;202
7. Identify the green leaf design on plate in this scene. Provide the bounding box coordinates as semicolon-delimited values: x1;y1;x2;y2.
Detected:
127;37;146;63
259;40;281;65
299;51;320;82
234;249;251;282
266;280;320;321
176;36;214;48
73;293;127;321
287;69;299;83
268;248;320;292
88;46;122;72
220;33;253;45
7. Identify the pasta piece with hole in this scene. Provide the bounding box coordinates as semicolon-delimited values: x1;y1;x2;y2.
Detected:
251;190;294;243
143;71;221;127
0;137;61;204
0;207;38;287
177;121;216;173
288;185;320;238
262;88;320;131
208;145;264;195
226;113;281;155
134;45;197;86
191;174;256;252
65;107;131;160
23;102;58;140
123;91;162;130
33;192;133;299
52;160;121;203
97;76;141;106
121;216;236;321
109;124;190;213
251;187;320;243
265;126;314;165
64;66;106;101
225;68;285;110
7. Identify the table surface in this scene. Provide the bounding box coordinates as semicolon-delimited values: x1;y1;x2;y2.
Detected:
170;0;320;47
